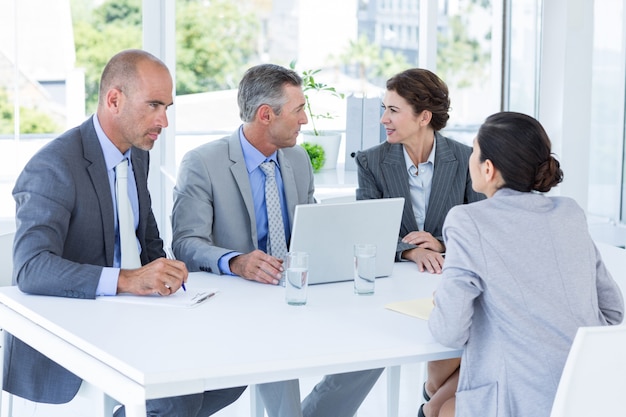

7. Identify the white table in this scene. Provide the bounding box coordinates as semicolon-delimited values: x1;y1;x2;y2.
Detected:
0;262;461;417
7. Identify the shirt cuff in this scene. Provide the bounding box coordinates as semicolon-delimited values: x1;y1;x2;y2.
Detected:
96;267;120;296
218;251;241;275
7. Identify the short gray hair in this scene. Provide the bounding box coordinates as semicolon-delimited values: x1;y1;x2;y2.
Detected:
237;64;302;123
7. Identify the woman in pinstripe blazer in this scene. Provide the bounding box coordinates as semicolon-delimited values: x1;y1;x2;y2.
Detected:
355;68;483;417
355;69;484;274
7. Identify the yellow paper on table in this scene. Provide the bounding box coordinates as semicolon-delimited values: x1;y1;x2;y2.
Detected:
385;298;434;320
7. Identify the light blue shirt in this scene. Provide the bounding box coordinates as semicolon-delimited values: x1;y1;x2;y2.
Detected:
404;139;435;231
93;114;140;295
218;126;290;274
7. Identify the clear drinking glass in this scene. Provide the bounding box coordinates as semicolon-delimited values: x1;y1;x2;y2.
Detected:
285;251;309;305
354;243;376;295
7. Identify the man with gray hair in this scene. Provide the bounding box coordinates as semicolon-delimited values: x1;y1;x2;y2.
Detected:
172;63;383;417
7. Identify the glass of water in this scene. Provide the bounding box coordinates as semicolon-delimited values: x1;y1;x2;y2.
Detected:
354;244;376;295
285;251;309;305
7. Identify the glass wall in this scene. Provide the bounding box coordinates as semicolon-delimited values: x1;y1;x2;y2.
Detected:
438;0;499;141
0;0;96;233
4;0;626;239
587;0;626;221
507;0;541;116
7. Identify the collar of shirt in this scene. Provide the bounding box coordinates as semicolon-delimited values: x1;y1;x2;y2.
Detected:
238;126;280;172
403;137;436;176
92;114;138;294
238;126;289;253
93;114;138;253
93;114;132;168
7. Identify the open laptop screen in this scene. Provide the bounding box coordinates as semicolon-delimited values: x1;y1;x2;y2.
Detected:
289;198;404;285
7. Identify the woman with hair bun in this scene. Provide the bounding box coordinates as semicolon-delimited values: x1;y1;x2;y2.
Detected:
428;111;624;417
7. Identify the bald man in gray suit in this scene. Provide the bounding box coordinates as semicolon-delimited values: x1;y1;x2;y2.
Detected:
7;49;244;417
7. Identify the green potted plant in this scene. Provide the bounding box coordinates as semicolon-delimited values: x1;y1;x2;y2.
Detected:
300;142;325;173
290;60;344;170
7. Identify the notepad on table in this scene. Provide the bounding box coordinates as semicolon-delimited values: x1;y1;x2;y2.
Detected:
385;297;434;320
98;289;218;308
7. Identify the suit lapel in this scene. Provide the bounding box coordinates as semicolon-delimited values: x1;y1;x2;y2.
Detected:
227;132;259;247
381;144;419;233
277;150;297;226
80;117;116;265
425;133;457;232
130;149;149;255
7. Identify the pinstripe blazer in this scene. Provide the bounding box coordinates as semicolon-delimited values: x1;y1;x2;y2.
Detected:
355;132;484;259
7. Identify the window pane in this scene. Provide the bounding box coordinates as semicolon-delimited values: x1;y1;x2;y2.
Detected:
0;0;76;231
0;0;143;233
437;0;499;145
507;0;541;115
588;0;625;221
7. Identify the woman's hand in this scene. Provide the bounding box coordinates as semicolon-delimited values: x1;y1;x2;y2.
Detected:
402;247;444;274
402;231;445;252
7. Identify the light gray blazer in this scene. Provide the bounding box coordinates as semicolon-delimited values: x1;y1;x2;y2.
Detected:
355;132;484;259
429;188;624;417
6;116;164;404
171;130;315;273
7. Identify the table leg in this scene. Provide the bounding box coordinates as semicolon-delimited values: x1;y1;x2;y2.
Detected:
387;366;400;417
250;384;265;417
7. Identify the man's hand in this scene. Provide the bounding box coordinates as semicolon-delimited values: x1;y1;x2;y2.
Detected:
229;250;284;285
117;257;188;296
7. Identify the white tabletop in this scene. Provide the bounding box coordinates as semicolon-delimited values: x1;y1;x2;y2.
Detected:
0;262;461;415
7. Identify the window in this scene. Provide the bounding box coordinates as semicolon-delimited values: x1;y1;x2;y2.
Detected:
0;0;104;233
4;0;625;243
437;0;501;145
507;0;541;115
589;0;625;222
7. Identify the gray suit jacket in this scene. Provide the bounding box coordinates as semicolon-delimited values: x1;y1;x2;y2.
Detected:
171;130;315;273
429;188;624;417
6;116;164;404
355;132;484;259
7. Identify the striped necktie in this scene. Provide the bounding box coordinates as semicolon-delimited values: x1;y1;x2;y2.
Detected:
259;160;288;261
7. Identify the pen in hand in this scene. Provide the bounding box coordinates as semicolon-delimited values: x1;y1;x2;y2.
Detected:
164;247;186;292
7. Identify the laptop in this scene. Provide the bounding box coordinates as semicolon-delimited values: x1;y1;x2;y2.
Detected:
288;197;404;285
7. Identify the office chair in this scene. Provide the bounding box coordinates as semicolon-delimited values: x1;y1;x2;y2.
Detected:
0;231;120;417
550;325;626;417
0;232;14;416
316;194;357;204
0;232;14;287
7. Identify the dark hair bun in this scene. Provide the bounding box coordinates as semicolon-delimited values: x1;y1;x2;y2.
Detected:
533;155;563;192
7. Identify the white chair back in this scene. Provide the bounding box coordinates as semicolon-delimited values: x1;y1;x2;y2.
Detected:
550;325;626;417
316;194;356;204
0;232;15;287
